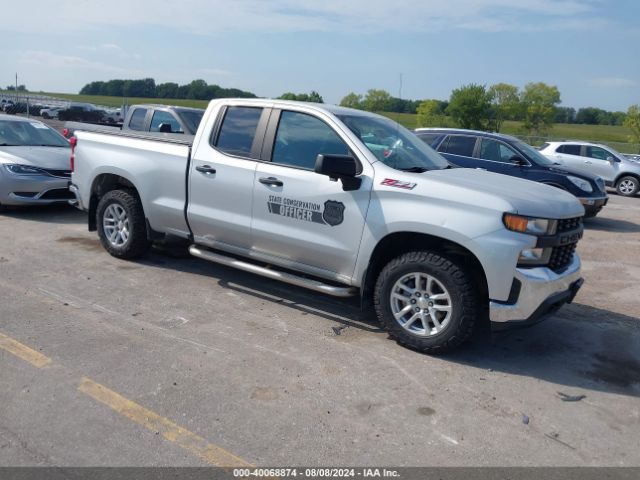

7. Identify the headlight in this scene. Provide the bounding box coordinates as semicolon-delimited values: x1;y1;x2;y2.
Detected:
503;213;556;235
567;175;593;193
4;164;47;176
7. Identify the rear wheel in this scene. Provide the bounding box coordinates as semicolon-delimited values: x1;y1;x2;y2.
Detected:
616;176;639;196
96;189;150;259
374;251;478;354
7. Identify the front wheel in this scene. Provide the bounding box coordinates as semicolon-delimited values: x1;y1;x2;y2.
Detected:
616;176;639;197
374;251;479;354
96;189;150;259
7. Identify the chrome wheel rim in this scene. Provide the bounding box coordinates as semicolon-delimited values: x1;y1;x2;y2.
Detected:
390;272;453;337
103;204;130;247
619;179;636;195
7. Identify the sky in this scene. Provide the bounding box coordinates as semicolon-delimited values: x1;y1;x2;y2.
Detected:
1;0;639;111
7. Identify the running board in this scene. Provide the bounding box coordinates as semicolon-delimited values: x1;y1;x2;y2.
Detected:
189;246;357;298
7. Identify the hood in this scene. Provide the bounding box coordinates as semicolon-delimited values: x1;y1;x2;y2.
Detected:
422;168;585;219
0;146;71;170
547;165;600;182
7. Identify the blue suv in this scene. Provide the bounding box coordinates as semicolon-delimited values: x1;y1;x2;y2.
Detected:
415;128;608;218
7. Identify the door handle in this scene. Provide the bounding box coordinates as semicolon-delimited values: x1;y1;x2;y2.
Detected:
196;165;216;174
584;160;592;164
259;177;283;187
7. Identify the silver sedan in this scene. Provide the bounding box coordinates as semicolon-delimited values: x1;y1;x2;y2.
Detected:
0;115;73;208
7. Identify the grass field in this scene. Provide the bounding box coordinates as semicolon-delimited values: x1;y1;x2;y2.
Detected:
3;90;637;152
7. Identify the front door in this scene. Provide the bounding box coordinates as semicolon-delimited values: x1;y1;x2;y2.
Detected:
250;109;371;282
584;145;619;183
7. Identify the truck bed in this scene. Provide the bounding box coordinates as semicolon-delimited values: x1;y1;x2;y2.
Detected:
72;129;193;238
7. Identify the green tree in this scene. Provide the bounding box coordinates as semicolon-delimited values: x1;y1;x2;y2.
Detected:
624;105;640;152
278;91;324;103
446;84;493;130
416;99;445;127
340;92;363;109
488;83;519;132
362;89;391;112
520;82;561;135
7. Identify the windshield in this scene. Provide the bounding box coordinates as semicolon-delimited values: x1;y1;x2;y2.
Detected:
513;139;555;166
0;120;69;147
178;110;205;135
336;114;449;171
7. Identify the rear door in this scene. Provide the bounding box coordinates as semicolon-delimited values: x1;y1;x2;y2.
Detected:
437;135;480;169
249;109;371;282
188;105;270;251
552;144;586;172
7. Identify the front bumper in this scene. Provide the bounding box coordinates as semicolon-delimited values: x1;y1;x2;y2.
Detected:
578;195;608;217
0;174;73;206
489;254;582;327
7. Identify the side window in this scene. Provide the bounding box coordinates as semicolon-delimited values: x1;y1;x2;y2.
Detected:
480;139;519;163
128;108;147;131
150;111;183;133
557;144;581;155
271;111;349;170
214;106;263;157
586;146;610;161
442;135;476;157
416;133;440;147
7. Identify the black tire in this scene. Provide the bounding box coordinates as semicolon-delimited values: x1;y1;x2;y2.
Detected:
616;176;639;197
374;251;478;354
96;189;150;259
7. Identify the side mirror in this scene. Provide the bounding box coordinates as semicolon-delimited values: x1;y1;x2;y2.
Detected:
509;155;527;166
315;154;361;191
606;156;618;163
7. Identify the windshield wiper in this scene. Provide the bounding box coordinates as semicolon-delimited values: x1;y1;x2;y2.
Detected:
399;166;428;173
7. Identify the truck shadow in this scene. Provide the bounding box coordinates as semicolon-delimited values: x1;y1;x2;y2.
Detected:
143;249;640;398
447;302;640;397
0;204;85;225
583;216;640;233
142;248;382;333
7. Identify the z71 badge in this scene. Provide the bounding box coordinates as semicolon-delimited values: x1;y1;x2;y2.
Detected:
381;178;417;190
267;196;345;227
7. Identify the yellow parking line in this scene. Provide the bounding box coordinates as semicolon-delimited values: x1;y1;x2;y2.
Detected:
0;332;51;368
78;377;253;468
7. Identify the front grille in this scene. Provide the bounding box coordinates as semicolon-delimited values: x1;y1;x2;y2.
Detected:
557;216;582;233
40;189;74;200
548;243;578;273
43;169;71;178
549;216;582;272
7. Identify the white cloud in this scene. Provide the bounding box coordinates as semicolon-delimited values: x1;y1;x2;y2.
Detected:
19;50;135;75
590;77;638;88
4;0;607;34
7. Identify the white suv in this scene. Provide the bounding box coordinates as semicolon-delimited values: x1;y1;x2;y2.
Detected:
540;141;640;197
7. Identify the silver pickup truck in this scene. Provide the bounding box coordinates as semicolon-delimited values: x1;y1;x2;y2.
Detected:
69;99;585;354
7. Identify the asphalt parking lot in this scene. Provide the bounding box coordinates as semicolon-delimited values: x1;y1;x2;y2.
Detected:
0;194;639;467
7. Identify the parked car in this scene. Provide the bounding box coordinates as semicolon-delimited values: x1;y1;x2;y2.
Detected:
57;103;106;123
539;141;640;197
41;107;64;119
64;104;205;140
0;115;74;208
415;129;608;217
69;99;586;354
123;104;204;134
